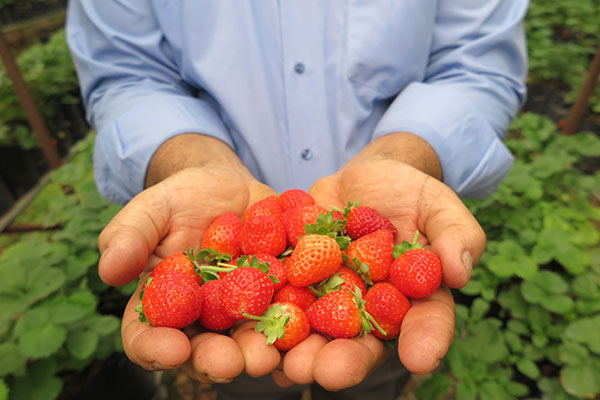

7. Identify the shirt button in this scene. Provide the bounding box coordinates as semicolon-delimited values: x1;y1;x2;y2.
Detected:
300;148;313;160
294;62;305;74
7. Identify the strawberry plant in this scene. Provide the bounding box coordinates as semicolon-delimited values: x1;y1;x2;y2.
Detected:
415;112;600;399
0;134;131;400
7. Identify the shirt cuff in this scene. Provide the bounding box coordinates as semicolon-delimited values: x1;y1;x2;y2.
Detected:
373;82;514;198
93;93;231;204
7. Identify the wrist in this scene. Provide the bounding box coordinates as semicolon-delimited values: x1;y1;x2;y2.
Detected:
353;132;443;180
145;133;254;188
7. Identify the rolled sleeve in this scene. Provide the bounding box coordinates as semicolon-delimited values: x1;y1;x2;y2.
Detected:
374;1;528;198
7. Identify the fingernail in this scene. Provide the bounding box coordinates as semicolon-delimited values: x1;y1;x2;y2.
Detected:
462;251;473;279
207;375;233;384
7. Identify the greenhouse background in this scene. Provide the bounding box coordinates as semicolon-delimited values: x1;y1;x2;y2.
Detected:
0;1;599;400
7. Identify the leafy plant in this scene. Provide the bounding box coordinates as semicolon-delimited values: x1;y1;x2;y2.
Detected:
0;133;133;400
416;112;600;399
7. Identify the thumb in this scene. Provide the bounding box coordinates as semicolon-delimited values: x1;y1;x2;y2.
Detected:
419;183;486;289
98;186;168;286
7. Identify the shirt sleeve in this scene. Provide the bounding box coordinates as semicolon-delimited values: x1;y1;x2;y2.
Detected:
373;1;529;198
66;0;232;205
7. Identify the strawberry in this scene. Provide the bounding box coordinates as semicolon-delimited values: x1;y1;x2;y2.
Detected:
239;215;287;257
310;266;367;298
200;212;242;259
344;203;397;240
138;270;203;328
247;302;310;351
239;254;288;292
344;229;395;283
280;204;328;247
273;284;317;311
390;232;442;299
364;283;410;340
198;279;237;331
279;189;315;212
242;195;283;225
219;266;274;320
149;252;200;284
286;234;342;287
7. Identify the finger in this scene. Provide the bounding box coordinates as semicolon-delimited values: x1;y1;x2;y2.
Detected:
271;359;296;388
417;180;486;288
231;321;281;377
98;187;168;286
397;285;455;374
121;285;191;369
182;332;245;383
282;333;329;385
312;335;386;391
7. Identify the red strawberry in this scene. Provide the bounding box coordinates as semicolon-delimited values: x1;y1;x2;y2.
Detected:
306;289;364;339
219;267;274;320
248;302;310;351
344;229;395;283
364;283;410;340
150;252;200;284
273;284;317;311
280;204;328;246
279;189;315;212
241;254;288;292
344;204;397;240
286;234;342;287
311;266;367;298
390;233;442;299
239;215;287;257
198;279;237;331
139;270;203;328
242;195;283;225
200;212;242;259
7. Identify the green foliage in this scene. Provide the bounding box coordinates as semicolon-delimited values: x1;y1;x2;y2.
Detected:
0;28;79;148
417;112;600;399
525;0;600;112
0;134;130;400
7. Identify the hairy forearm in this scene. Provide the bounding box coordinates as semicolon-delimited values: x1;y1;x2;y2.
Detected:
145;133;253;188
352;132;443;181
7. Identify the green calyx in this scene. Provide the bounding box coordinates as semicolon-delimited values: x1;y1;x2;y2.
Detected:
303;211;351;250
351;286;387;338
343;254;373;286
244;304;291;345
236;255;280;284
136;276;152;324
392;230;423;259
309;273;346;298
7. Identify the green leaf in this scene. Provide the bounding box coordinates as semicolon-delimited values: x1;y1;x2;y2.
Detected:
516;358;540;379
24;265;66;303
84;315;120;336
0;342;26;377
478;380;512;400
18;323;67;358
572;273;600;299
504;331;522;353
414;373;452;400
0;379;8;400
467;319;509;363
469;298;489;321
563;316;600;353
455;380;477;400
558;341;589;365
504;381;529;397
9;359;62;400
560;357;600;398
0;294;29;325
486;240;538;279
506;319;529;335
541;294;574;314
67;329;99;360
445;339;471;380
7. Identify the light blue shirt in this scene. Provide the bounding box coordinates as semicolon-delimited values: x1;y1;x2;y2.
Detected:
66;0;528;205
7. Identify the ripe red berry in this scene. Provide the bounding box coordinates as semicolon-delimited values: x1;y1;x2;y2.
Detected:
345;205;397;240
150;252;200;284
200;212;242;259
273;284;317;311
242;195;283;225
311;266;367;298
140;270;203;329
279;189;315;212
345;229;395;283
219;267;274;320
239;215;287;257
250;302;311;351
198;279;237;331
364;283;410;340
280;204;328;247
286;234;342;287
390;235;442;299
306;289;362;339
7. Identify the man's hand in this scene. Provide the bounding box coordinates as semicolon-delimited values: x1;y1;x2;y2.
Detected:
98;134;280;383
274;133;486;390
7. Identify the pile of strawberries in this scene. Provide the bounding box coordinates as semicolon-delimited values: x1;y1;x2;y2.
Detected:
137;189;442;350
